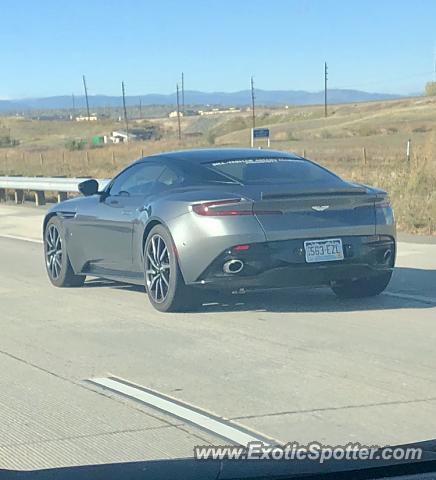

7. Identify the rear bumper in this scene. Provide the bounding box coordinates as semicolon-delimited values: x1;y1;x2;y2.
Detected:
189;235;395;290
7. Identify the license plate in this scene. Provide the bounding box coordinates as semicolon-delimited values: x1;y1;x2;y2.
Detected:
304;238;344;263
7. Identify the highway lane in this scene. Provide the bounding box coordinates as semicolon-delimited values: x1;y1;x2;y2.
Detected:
1;205;436;469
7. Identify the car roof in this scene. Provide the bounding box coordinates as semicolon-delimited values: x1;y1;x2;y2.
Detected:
134;148;302;165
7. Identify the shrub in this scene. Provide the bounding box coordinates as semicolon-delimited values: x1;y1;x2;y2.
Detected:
0;135;19;147
354;125;379;137
65;139;87;151
206;131;216;145
319;129;333;139
425;82;436;96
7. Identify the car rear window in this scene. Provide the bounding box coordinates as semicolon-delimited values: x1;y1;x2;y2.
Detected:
205;158;340;185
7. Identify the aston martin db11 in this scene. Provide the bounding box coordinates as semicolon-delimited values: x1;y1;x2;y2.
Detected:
43;148;396;311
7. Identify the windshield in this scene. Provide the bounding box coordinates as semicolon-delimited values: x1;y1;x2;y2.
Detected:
207;157;341;185
1;0;435;476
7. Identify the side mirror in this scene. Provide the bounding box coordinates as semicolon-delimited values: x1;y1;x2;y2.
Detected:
78;179;99;196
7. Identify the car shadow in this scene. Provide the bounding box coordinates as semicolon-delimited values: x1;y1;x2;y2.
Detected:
198;289;427;314
82;267;436;314
83;278;145;293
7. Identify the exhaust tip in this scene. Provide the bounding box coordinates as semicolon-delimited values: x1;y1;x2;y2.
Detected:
383;249;393;264
223;259;244;274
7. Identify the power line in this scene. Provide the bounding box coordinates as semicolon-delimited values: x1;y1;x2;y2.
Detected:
181;72;185;115
250;76;255;129
176;83;181;141
82;75;90;119
121;81;129;139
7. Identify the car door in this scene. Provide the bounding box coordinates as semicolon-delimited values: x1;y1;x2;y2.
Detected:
75;161;165;273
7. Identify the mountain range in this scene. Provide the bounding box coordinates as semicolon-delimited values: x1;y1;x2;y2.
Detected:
0;89;405;112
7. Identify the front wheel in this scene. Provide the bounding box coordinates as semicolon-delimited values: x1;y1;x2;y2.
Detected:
144;225;198;312
44;217;85;288
331;271;392;299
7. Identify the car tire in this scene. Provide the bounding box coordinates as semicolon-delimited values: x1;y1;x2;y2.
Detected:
331;271;392;299
144;225;198;312
44;216;86;288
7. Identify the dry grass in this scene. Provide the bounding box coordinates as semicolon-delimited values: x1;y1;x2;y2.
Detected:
0;97;435;234
0;138;207;178
316;133;436;234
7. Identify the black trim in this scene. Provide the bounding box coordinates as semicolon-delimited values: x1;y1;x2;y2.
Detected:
194;235;396;289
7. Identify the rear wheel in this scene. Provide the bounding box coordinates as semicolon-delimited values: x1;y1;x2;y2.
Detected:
44;217;85;287
144;225;198;312
331;271;392;298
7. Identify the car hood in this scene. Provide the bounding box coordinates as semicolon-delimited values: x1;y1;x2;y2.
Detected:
4;439;436;480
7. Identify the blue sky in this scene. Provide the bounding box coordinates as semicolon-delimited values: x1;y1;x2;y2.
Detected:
1;0;435;98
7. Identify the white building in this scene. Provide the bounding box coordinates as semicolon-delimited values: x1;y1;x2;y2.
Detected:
198;107;241;116
109;131;136;143
168;111;183;118
75;114;98;122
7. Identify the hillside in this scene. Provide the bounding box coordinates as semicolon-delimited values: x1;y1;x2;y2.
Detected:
0;95;434;234
0;89;404;112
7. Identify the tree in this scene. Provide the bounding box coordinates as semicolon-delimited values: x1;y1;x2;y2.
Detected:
425;82;436;96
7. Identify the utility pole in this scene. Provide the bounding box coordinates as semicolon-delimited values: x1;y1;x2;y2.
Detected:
176;83;182;141
122;81;129;139
139;97;142;119
324;62;328;118
250;76;256;129
181;72;185;115
82;75;90;119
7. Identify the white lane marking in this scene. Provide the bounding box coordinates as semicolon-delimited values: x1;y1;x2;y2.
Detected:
384;291;436;305
396;250;423;257
396;242;436;257
88;376;270;446
0;233;43;244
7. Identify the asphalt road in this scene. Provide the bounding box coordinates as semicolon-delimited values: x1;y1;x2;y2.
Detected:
1;205;436;470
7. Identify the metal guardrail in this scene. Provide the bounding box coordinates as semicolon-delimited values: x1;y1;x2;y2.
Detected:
0;176;110;206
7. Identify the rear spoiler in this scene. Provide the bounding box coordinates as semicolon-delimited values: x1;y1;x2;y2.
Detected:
261;187;368;200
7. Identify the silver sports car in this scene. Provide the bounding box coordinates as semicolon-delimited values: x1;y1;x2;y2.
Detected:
43;148;396;312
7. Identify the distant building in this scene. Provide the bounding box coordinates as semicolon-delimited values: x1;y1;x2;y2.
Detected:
110;131;134;143
32;114;69;121
183;109;199;117
75;114;98;122
168;111;183;118
198;107;241;116
109;126;161;143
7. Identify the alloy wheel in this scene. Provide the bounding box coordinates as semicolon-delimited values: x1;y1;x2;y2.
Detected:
46;224;63;279
145;234;171;303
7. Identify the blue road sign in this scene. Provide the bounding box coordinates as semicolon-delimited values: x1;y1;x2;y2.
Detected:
253;128;270;139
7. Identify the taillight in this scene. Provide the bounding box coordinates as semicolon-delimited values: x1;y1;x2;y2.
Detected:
233;244;250;251
192;199;253;216
191;199;283;216
375;196;391;209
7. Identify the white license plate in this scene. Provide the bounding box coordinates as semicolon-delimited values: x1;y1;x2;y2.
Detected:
304;238;344;263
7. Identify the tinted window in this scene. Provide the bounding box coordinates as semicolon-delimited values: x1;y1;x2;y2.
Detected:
110;163;165;196
206;158;340;185
175;161;240;184
157;167;184;187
